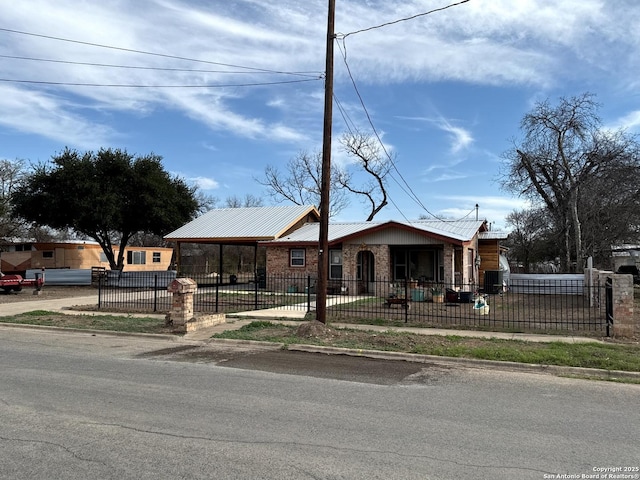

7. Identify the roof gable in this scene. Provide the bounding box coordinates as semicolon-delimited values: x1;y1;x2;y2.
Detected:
264;219;491;246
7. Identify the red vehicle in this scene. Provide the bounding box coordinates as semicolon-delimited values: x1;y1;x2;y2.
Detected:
0;269;45;293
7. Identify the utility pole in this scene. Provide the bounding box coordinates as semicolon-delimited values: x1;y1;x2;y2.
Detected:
316;0;336;324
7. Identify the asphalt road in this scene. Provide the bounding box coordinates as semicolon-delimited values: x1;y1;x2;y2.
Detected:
1;327;638;480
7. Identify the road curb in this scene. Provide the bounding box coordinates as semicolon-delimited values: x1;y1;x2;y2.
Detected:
285;344;640;381
0;322;182;342
2;323;638;381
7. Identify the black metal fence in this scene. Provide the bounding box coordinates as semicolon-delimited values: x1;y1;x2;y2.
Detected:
96;272;608;334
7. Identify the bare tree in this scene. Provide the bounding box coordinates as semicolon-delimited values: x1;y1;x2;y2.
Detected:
0;159;28;238
578;133;640;265
257;150;348;217
224;194;264;208
500;93;639;271
257;132;391;221
504;208;555;272
195;191;218;215
338;131;391;221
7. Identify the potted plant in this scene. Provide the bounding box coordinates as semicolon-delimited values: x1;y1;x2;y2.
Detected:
431;284;444;303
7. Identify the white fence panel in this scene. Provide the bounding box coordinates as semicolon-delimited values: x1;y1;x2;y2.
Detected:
509;273;584;295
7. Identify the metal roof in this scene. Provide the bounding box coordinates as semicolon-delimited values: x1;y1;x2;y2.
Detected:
478;230;509;241
270;219;492;244
164;205;319;242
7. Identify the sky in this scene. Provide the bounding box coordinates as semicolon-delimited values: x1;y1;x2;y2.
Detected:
1;0;639;231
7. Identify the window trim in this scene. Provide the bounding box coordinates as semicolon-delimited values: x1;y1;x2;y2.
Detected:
127;250;147;265
329;249;342;280
290;248;306;267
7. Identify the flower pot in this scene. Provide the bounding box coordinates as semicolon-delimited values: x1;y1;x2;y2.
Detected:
432;293;444;303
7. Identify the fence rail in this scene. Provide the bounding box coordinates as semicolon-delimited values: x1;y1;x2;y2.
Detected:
96;273;608;334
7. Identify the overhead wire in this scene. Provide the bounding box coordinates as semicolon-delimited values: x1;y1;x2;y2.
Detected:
336;40;444;221
332;0;479;223
0;54;321;77
0;7;482;221
333;91;411;223
0;77;321;88
0;27;323;77
339;0;471;39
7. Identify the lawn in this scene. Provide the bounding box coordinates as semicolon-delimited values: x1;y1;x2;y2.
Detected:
213;320;640;375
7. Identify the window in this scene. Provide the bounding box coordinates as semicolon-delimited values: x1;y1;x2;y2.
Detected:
290;248;305;267
42;251;54;259
99;252;108;263
152;252;161;263
329;249;342;279
127;251;147;265
393;250;407;281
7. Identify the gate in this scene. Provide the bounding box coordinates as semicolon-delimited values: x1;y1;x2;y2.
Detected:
605;277;613;337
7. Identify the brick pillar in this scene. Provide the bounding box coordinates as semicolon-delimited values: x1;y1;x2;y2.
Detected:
167;278;197;327
612;274;636;338
443;245;454;286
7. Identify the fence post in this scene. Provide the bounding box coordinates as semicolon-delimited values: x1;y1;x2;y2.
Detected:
605;277;613;337
215;273;220;313
307;275;311;312
153;274;158;312
97;274;102;309
404;277;409;323
254;270;259;310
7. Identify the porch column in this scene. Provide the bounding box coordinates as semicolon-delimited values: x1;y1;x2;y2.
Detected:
443;244;454;286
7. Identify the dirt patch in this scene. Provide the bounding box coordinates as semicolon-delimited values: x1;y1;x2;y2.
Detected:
296;320;335;338
0;286;97;304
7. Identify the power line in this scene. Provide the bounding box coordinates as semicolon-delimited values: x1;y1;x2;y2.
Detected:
0;54;321;78
339;0;471;38
333;92;412;223
336;41;481;223
0;77;320;88
336;41;443;221
0;27;320;77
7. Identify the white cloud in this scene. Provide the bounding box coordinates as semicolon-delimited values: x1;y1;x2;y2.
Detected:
609;110;640;132
189;176;219;191
436;119;474;154
439;195;531;230
2;0;640;169
0;85;116;148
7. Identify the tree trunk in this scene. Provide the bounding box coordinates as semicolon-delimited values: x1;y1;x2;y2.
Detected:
570;189;582;271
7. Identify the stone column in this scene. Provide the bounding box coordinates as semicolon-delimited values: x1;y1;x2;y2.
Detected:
167;278;197;328
612;274;636;338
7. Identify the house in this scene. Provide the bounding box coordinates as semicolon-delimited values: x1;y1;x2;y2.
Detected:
163;205;508;294
261;218;508;294
0;239;173;274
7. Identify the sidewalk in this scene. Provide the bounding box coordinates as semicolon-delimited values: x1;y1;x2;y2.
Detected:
182;307;605;344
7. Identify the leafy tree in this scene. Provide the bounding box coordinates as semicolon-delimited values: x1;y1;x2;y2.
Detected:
11;148;199;270
501;93;640;271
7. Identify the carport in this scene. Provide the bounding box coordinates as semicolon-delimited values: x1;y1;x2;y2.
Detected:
163;205;320;285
